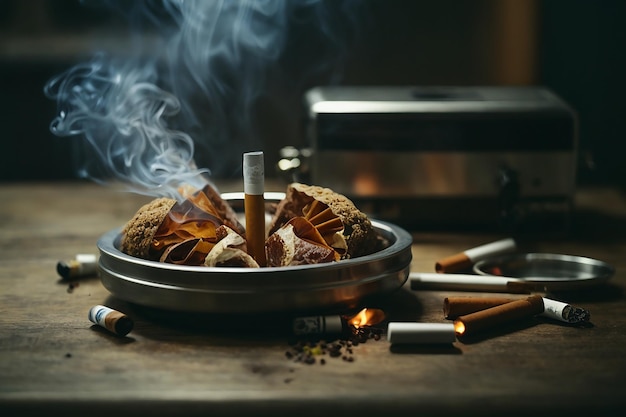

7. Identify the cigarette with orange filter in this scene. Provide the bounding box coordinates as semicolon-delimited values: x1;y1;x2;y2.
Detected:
444;296;592;324
435;238;516;273
443;296;517;319
243;151;266;266
453;295;544;336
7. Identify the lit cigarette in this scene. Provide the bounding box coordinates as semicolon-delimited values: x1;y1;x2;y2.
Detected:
293;315;348;336
293;308;385;336
453;295;544;336
443;296;517;319
387;322;456;345
243;151;266;266
56;253;98;280
541;297;591;323
409;272;532;293
88;305;134;337
435;238;516;273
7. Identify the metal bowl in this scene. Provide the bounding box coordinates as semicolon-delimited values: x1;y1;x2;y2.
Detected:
473;253;615;291
97;193;413;313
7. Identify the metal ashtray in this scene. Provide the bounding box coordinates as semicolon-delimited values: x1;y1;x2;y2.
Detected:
473;253;615;291
97;193;413;314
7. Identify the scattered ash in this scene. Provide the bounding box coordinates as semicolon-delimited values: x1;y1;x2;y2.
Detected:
66;281;79;293
285;325;383;365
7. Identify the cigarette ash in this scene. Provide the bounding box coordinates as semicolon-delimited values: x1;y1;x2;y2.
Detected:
562;305;591;324
285;325;383;365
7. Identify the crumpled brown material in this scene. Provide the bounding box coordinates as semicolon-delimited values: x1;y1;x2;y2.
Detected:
151;186;240;265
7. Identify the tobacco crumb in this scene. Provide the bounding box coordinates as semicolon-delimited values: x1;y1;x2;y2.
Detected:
329;349;342;358
65;353;72;358
285;324;382;366
284;378;293;384
66;281;79;293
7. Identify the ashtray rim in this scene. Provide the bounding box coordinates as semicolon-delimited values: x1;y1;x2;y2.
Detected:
95;193;413;313
473;252;615;290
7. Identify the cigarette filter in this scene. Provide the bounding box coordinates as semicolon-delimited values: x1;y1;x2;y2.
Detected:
387;322;456;345
443;296;517;319
541;298;591;323
243;151;266;266
453;295;544;336
57;253;98;279
293;315;346;336
88;305;134;336
435;238;516;273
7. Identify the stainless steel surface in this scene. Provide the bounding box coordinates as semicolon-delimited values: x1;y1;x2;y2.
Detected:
309;151;574;198
473;253;615;291
96;197;413;313
306;86;571;114
305;86;577;199
303;86;577;230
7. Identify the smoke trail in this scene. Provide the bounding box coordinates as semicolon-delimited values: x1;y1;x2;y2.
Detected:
45;54;209;199
45;0;361;198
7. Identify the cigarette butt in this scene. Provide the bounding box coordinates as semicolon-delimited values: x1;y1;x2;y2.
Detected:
387;322;456;345
443;296;517;319
57;254;98;279
435;238;516;273
541;298;591;324
435;252;473;273
293;315;347;336
453;295;544;336
243;151;266;266
88;305;134;337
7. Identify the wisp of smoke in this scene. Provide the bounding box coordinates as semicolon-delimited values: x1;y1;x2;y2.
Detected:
44;0;360;199
45;54;209;199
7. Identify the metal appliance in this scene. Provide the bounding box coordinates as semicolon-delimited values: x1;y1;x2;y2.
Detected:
302;86;578;232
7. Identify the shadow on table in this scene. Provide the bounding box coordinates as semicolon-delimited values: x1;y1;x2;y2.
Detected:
100;285;424;343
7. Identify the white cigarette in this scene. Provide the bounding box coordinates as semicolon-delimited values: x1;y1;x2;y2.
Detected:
540;297;591;323
409;272;532;293
387;322;456;344
435;238;516;273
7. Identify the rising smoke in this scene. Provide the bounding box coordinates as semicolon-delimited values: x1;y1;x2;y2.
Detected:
45;0;361;199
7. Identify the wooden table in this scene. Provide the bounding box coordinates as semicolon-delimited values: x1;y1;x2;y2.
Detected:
1;181;625;416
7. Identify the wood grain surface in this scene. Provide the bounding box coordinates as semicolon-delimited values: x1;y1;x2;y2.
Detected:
1;181;625;417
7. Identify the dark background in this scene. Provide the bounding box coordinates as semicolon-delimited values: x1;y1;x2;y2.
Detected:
1;0;624;189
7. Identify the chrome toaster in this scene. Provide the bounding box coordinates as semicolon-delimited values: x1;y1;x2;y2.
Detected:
301;86;578;232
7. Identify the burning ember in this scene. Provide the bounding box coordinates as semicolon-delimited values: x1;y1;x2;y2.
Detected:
347;308;386;328
287;308;386;365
